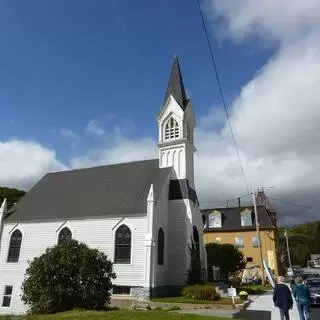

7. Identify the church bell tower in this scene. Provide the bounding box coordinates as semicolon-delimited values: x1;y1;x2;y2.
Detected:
157;57;196;188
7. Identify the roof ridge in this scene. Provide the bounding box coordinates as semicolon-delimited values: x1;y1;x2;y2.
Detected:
48;158;158;175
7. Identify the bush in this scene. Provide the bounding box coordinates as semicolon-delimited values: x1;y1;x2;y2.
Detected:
22;239;116;314
182;284;219;300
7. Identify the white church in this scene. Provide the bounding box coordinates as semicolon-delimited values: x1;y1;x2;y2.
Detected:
0;57;207;314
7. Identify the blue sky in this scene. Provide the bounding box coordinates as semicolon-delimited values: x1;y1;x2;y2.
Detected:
0;0;273;162
2;1;320;225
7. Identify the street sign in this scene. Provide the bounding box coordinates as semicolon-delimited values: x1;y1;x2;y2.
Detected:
227;287;237;297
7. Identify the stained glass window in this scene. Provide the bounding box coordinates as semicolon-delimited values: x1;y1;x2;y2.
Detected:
115;225;131;264
7;230;22;263
158;228;165;265
58;227;72;245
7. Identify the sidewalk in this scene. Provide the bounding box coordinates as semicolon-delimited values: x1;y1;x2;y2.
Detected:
237;292;300;320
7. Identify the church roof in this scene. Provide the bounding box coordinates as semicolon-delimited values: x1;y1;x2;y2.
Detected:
163;56;189;110
5;159;171;223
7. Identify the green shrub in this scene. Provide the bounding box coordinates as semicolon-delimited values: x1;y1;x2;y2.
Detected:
182;284;219;300
22;239;116;314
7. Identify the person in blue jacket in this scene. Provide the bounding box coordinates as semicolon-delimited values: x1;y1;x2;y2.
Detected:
273;276;293;320
293;276;311;320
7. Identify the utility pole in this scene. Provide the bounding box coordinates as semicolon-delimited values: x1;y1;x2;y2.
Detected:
252;189;266;285
284;229;292;270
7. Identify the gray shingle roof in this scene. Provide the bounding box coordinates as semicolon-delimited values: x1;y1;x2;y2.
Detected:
164;56;189;110
202;206;274;231
5;159;171;223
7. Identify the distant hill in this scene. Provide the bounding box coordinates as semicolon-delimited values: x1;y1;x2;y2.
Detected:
278;220;320;267
0;187;26;210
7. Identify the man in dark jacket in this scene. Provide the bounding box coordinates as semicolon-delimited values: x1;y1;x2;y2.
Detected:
273;276;293;320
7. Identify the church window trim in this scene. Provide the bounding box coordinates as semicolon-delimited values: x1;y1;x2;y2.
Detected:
57;227;72;245
114;224;132;264
157;227;165;266
164;116;180;140
7;229;22;263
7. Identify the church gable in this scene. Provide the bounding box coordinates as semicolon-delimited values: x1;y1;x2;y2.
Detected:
5;159;171;223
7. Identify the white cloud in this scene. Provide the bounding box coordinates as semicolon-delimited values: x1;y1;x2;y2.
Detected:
60;128;81;148
0;139;66;190
86;119;105;137
70;137;156;169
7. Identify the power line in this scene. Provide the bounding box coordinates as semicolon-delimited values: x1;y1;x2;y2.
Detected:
195;0;251;198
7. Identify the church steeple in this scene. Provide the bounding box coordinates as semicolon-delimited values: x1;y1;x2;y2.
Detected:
163;56;188;110
158;57;196;187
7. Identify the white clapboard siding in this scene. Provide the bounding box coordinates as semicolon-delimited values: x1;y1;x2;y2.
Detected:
153;178;170;287
0;215;147;315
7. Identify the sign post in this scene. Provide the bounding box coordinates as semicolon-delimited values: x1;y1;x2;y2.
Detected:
227;286;237;308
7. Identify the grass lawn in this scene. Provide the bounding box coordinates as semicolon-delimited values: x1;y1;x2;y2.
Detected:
152;296;242;305
0;310;234;320
239;284;273;294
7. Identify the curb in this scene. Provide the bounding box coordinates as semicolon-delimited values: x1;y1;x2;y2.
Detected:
149;300;250;310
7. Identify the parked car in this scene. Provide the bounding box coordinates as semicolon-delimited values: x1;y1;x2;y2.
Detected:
303;273;320;280
306;278;320;305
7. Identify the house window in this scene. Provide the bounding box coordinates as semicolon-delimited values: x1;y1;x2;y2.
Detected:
165;117;179;140
208;210;222;228
2;286;13;307
113;286;131;295
252;237;260;248
240;209;253;227
235;237;244;248
58;227;72;245
7;230;22;263
115;225;131;264
158;228;165;265
246;257;253;262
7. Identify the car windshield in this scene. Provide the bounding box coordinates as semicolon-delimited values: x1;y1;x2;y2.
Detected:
308;279;320;287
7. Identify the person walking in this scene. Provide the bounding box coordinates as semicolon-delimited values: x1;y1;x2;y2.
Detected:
273;276;293;320
293;276;311;320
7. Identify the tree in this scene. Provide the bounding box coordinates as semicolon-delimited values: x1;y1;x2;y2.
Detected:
22;239;116;314
0;186;25;209
205;243;246;279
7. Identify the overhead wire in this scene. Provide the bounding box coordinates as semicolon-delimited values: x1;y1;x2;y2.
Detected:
195;0;251;199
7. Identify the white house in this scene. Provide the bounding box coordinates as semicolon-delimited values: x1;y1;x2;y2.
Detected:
0;57;207;314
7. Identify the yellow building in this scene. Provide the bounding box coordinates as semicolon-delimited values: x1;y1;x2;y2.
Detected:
202;204;280;276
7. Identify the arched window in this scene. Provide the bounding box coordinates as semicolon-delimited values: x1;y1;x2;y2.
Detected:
193;226;200;252
7;229;22;263
115;225;131;264
165;117;179;140
58;227;72;245
158;228;165;265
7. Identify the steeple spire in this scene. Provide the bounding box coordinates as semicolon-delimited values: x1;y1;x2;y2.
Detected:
164;56;188;110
